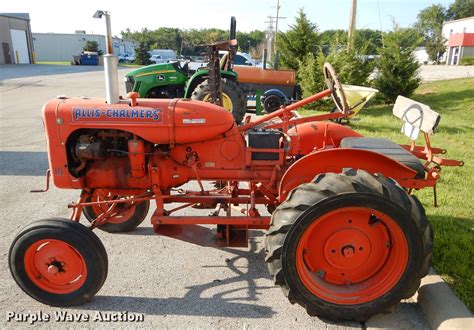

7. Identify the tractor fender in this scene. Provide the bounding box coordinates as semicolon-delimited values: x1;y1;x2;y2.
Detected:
184;71;237;98
278;148;418;201
263;89;289;103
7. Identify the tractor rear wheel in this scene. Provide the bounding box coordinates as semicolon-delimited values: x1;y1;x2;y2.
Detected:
9;218;108;306
265;169;432;321
83;190;149;233
191;78;246;124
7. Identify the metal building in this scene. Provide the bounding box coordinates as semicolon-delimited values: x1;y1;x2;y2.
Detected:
32;32;137;62
0;13;34;64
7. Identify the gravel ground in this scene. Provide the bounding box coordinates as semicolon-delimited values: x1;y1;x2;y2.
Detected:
0;64;430;329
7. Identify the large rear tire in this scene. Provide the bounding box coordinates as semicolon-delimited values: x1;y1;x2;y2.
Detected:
9;218;108;306
191;78;246;124
265;169;432;321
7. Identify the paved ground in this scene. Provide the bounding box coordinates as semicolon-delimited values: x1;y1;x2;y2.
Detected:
419;64;474;82
0;64;434;328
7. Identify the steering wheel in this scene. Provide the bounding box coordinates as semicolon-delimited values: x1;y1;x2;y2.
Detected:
323;62;349;114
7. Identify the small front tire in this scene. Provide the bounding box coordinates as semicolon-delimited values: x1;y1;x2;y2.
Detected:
9;218;108;306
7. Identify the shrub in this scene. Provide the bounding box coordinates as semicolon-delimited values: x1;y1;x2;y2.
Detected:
373;26;422;103
298;46;373;99
460;56;474;66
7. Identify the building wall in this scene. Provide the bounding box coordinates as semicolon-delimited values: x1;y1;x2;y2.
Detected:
442;17;474;40
414;47;429;64
0;14;33;64
442;17;474;63
0;17;12;64
33;33;137;62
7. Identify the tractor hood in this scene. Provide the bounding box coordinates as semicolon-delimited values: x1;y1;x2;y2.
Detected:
126;62;176;78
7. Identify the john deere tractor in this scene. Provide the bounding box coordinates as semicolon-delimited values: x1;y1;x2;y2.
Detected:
124;17;247;124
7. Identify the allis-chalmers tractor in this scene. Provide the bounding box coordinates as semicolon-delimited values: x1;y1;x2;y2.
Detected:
9;30;463;321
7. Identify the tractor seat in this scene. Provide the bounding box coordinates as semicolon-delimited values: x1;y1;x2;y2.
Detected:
340;137;426;178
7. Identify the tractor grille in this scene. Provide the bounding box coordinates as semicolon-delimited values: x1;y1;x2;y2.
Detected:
125;77;135;93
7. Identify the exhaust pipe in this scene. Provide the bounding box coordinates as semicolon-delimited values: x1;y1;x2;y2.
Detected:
93;10;120;104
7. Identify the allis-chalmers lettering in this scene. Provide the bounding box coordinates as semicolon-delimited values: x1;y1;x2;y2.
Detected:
72;108;162;122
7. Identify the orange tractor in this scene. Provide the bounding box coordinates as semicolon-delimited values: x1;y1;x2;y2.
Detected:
9;35;463;319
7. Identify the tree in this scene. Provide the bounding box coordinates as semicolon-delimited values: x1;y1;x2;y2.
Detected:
416;4;447;63
354;29;385;55
318;29;384;55
134;42;151;65
447;0;474;20
298;44;373;99
83;40;99;53
153;28;182;52
276;9;319;70
373;26;422;103
236;30;265;53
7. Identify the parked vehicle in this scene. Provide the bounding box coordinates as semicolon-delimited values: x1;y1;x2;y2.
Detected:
149;49;177;63
117;53;135;63
124;17;301;120
125;18;247;124
219;51;256;66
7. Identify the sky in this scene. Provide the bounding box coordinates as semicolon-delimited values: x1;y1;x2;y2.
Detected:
2;0;456;36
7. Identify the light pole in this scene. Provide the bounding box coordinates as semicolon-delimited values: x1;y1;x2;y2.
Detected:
93;10;119;104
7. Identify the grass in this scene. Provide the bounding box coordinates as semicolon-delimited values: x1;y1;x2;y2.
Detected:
35;61;71;65
300;78;474;311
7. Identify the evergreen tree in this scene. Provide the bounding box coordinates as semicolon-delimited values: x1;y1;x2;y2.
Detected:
374;26;422;103
83;40;101;54
134;42;151;65
298;45;373;99
277;9;319;71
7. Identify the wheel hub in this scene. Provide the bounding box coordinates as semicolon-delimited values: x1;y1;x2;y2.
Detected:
46;261;64;275
202;93;233;111
296;207;409;304
323;228;371;275
24;239;87;294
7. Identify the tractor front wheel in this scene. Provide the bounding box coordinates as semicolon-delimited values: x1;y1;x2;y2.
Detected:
83;190;149;233
9;218;108;306
191;78;246;124
265;169;432;321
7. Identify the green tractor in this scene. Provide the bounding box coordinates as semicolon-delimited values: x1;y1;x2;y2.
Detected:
124;17;247;124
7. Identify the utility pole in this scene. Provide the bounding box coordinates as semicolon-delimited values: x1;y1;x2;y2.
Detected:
348;0;357;51
274;0;280;52
268;0;286;54
264;16;275;63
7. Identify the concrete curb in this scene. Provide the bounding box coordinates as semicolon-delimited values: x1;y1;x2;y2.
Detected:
417;268;473;329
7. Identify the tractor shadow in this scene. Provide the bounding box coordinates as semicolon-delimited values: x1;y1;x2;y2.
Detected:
0;151;48;176
78;232;277;318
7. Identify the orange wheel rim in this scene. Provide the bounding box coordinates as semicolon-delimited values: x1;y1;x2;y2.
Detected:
90;190;136;224
296;207;408;305
24;239;87;294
